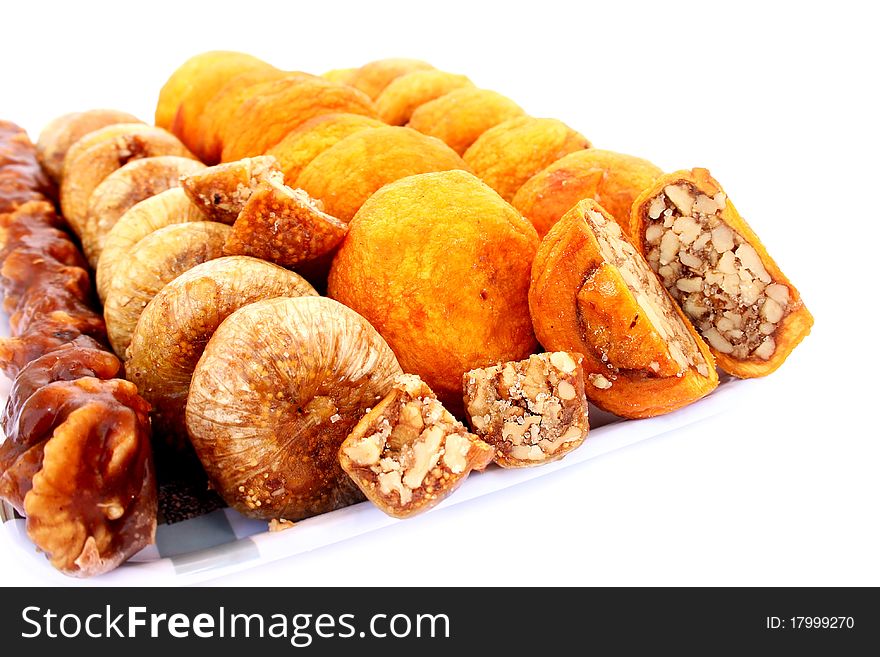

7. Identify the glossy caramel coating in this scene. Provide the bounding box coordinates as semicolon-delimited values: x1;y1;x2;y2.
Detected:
0;377;155;577
0;121;54;213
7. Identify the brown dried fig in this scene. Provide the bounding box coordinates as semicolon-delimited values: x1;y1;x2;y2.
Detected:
104;222;231;357
186;296;402;520
125;256;317;447
96;188;207;303
60;124;194;236
36;110;142;183
82;155;205;267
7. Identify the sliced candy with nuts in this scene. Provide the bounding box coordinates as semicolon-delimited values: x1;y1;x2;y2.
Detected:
339;374;493;519
631;168;813;377
463;352;589;468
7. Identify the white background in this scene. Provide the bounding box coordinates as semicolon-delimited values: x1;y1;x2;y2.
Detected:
1;0;877;586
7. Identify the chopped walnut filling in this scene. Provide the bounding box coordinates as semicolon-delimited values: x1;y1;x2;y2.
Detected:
584;209;710;377
463;352;589;468
642;183;790;360
339;374;493;518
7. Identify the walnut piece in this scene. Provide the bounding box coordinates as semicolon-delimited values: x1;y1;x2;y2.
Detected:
463;352;589;467
0;377;155;577
339;374;493;518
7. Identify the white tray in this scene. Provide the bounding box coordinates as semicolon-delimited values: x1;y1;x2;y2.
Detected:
0;360;757;585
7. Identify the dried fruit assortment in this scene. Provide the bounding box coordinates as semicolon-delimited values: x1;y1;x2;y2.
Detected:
0;50;812;578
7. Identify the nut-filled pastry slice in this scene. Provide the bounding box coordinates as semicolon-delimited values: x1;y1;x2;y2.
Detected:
529;199;718;418
630;168;812;377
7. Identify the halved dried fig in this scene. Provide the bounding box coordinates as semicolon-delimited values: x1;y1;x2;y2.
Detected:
125;256;317;447
223;177;347;267
529;199;718;418
0;376;155;577
96;188;206;302
186;296;402;520
36;109;142;183
81;155;206;267
104;222;231;357
339;373;492;519
180;155;283;224
60;124;194;236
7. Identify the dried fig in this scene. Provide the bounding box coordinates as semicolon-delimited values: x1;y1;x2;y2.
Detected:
125;256;317;447
224;179;347;268
180;155;282;224
96;187;206;303
375;69;474;126
529;199;718;418
186;296;402;520
196;67;291;164
407;87;525;155
155;50;275;154
266;112;385;184
328;170;539;410
60;124;194;237
104;222;231;357
296;126;469;222
0;376;155;577
81;155;205;267
339;374;492;519
220;76;378;162
321;68;357;84
463;116;591;202
36;109;142;183
344;58;435;100
630;168;813;377
513;148;663;237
